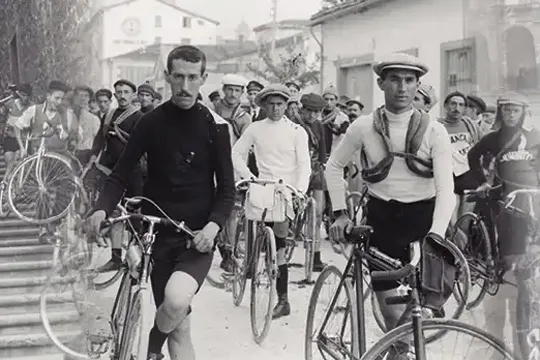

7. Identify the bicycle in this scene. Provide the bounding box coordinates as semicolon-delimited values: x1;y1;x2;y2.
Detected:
230;178;301;344
449;185;518;309
40;196;195;360
304;223;482;360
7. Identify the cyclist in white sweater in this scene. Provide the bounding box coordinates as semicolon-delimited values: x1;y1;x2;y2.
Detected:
231;84;311;319
326;53;455;337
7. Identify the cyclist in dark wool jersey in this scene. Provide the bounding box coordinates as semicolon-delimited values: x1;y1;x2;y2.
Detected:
87;45;235;360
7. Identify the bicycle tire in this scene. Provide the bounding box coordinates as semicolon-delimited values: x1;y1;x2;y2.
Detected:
110;271;132;354
232;212;249;306
7;153;78;224
304;197;317;283
118;286;152;360
452;212;492;310
359;318;516;360
305;265;359;360
250;225;277;345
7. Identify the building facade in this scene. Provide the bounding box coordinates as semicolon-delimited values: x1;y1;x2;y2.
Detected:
89;0;219;88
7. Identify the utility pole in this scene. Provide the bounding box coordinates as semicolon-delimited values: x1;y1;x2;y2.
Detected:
270;0;278;55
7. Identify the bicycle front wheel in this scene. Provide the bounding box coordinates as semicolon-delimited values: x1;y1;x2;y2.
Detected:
232;211;248;306
118;286;152;360
304;197;317;283
7;153;79;224
360;318;516;360
250;225;277;344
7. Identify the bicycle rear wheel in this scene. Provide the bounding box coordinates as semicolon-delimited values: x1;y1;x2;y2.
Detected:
250;225;277;344
452;212;492;310
360;319;516;360
7;153;78;224
118;286;152;360
305;265;359;360
304;197;317;284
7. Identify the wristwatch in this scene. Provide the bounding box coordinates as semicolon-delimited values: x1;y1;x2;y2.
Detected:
332;209;347;219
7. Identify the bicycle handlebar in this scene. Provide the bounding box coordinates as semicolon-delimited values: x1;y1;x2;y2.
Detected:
504;188;540;207
370;241;421;282
235;178;303;198
463;184;502;202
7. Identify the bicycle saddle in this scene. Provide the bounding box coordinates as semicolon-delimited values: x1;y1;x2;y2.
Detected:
125;197;143;210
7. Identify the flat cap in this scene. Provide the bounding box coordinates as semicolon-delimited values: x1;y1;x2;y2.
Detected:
208;90;220;101
138;83;155;96
323;85;338;98
444;91;467;105
114;79;136;92
346;98;364;109
222;74;247;87
48;80;71;93
338;95;350;107
300;93;326;110
285;80;301;91
466;94;487;112
497;91;529;107
95;88;112;99
418;83;438;106
485;105;496;113
247;80;264;92
254;84;290;107
373;53;429;77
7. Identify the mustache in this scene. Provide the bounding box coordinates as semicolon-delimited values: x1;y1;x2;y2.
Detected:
176;91;191;97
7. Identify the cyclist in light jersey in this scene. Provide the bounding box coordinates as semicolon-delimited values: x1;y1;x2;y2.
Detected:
326;53;455;335
413;83;437;113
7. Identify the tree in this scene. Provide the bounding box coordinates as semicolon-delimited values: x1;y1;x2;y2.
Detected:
246;41;320;89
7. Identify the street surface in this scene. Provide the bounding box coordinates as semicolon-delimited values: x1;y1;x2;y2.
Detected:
81;240;518;360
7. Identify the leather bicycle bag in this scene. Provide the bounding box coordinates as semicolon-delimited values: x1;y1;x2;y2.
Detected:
244;183;293;223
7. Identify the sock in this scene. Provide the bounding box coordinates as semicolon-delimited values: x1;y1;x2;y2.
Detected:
276;264;288;301
147;320;169;354
314;251;321;264
111;248;121;262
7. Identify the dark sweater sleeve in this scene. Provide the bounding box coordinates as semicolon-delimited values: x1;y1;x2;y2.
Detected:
316;122;327;164
208;122;236;229
95;116;150;216
91;121;105;156
468;132;496;185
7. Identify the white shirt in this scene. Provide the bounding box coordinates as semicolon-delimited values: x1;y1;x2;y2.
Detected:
325;109;455;237
232;117;311;193
10;104;73;140
71;108;101;150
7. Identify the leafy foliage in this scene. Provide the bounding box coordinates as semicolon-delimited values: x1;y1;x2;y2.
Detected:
0;0;94;96
246;41;320;89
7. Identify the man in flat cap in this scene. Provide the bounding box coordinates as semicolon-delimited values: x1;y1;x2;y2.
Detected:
414;83;438;113
153;92;163;107
232;84;311;319
439;91;483;231
208;90;221;108
480;104;497;133
90;78;145;272
465;94;487;127
246;80;267;122
10;80;78;242
285;80;301;97
95;88;113;120
346;98;364;122
210;73;252;272
138;83;156;114
337;95;350;113
327;53;455;338
321;84;350;159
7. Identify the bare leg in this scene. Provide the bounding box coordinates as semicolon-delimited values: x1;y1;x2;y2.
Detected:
167;315;195;360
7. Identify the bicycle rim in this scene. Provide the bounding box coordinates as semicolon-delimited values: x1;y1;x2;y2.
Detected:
452;213;491;310
305;265;359;360
111;271;132;354
232;213;248;306
304;198;316;283
7;153;78;224
118;286;152;360
250;225;277;344
359;319;516;360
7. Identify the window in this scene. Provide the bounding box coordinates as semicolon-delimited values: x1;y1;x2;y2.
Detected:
155;15;162;28
9;34;20;84
441;39;477;98
197;19;204;26
181;38;191;45
154;36;162;44
183;16;191;28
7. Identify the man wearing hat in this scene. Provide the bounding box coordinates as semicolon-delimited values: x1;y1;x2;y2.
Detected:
285;80;301;97
232;84;311;319
327;53;455;333
138;83;156;114
439;91;483;228
211;74;252;145
208;90;221;109
10;80;78;242
414;83;438;113
299;92;329;272
346;98;364;122
153;92;163;107
466;94;487;127
321;84;349;158
90;78;145;272
246;80;267;122
480;104;497;133
337;95;350;113
468;91;539;359
95;88;113;120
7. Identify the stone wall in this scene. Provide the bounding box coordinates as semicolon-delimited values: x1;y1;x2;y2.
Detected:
0;0;96;97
